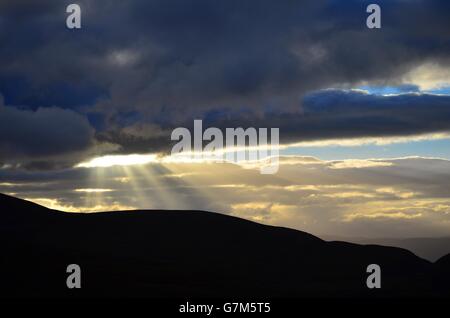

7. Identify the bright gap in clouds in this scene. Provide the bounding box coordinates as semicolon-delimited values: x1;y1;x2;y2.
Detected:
76;154;159;168
280;137;450;160
75;133;450;169
74;188;113;193
75;146;282;169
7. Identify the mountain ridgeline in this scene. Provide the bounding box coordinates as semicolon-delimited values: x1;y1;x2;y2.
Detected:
0;193;448;298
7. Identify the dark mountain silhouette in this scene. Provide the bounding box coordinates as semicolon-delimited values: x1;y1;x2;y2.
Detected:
323;235;450;262
0;193;448;298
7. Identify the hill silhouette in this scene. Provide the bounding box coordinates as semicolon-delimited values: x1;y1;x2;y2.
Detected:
323;235;450;262
0;193;448;298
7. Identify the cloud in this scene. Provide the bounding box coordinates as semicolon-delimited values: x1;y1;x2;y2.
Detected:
0;103;95;163
329;159;393;169
343;212;423;221
1;155;450;238
287;132;450;148
0;0;449;158
402;63;450;90
184;89;450;149
300;89;450;138
24;197;134;213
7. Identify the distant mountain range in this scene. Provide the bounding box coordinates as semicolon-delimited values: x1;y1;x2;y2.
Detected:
323;235;450;262
0;193;449;298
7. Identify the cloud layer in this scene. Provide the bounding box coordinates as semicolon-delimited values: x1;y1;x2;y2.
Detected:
0;0;450;163
1;156;449;238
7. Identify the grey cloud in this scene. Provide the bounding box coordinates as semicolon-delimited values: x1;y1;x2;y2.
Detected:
0;102;95;162
1;0;449;112
170;90;450;148
97;89;450;155
290;90;450;142
1;0;450;161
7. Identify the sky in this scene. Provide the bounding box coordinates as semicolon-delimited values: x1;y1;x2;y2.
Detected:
0;0;450;238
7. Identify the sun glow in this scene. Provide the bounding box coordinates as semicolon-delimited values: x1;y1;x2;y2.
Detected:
71;152;206;212
76;154;158;168
74;188;113;193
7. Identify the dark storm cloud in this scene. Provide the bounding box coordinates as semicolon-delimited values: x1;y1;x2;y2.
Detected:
282;90;450;143
1;0;449;109
160;90;450;148
0;0;449;160
0;102;95;162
